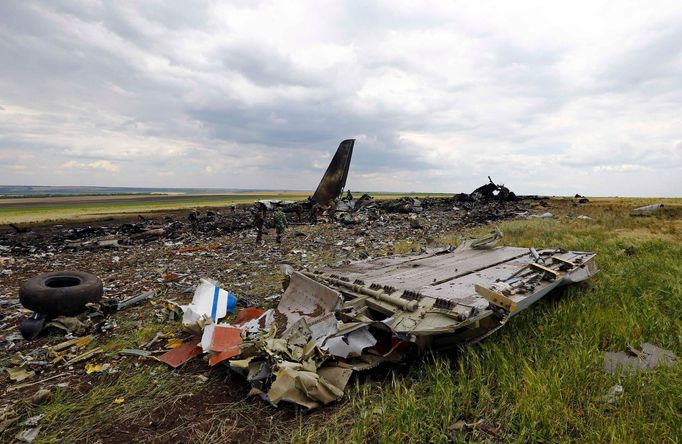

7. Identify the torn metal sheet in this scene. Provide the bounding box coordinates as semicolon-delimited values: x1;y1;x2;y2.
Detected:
234;307;266;325
266;363;351;409
158;337;202;368
322;326;377;359
6;367;35;382
632;203;663;212
274;271;342;333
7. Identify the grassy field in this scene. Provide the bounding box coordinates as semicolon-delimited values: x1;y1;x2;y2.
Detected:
293;198;682;443
0;192;450;225
3;197;680;443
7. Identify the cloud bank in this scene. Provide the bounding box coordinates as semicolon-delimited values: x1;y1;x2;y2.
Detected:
1;0;681;196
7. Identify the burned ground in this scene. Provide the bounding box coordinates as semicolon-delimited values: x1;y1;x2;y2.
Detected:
0;196;540;443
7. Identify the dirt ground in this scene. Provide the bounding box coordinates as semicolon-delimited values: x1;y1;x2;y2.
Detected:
0;196;546;443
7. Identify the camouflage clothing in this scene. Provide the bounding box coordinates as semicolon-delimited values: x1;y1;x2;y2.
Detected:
253;204;267;245
273;210;287;243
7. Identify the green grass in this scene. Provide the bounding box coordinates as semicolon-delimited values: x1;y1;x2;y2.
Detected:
0;193;309;224
33;365;188;443
294;199;682;443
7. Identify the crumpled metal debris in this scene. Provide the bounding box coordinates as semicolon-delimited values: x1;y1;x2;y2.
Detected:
45;316;89;335
456;176;517;202
462;227;503;250
163;271;407;408
168;240;598;410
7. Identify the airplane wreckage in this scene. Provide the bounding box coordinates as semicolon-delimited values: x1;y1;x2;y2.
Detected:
164;139;600;409
12;138;600;410
170;238;599;409
254;138;355;215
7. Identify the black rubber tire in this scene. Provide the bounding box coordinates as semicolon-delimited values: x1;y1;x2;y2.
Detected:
19;271;103;317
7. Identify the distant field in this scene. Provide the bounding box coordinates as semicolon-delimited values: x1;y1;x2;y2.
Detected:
0;191;450;224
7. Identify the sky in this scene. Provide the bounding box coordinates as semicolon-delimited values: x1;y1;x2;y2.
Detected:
1;1;681;196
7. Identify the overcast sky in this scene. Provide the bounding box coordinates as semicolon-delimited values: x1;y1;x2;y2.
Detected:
1;1;681;196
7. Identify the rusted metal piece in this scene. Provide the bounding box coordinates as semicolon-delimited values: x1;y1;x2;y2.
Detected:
311;139;354;207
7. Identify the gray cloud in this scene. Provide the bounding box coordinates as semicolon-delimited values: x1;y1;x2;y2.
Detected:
1;1;681;196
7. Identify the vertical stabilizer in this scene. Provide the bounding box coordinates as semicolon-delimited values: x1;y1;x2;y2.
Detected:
311;139;354;206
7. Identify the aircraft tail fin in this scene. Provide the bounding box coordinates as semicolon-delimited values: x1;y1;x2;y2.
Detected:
311;139;354;206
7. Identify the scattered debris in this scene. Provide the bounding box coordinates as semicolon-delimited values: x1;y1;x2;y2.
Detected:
5;373;70;393
120;349;152;357
85;362;112;374
107;290;156;312
30;388;51;405
601;384;624;404
162;239;598;409
15;426;41;443
0;405;18;433
632;203;664;213
527;212;554;219
464;227;503;249
62;347;103;366
0;159;602;418
158;337;202;368
604;343;677;374
23;414;44;427
181;279;237;333
6;367;35;382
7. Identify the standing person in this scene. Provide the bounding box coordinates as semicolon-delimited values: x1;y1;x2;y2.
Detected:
254;204;267;245
273;209;287;244
188;208;199;231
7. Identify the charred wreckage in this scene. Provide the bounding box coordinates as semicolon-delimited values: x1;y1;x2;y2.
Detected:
5;138;599;410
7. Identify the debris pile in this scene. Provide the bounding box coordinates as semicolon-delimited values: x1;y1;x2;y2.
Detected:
159;234;599;409
456;176;517;203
